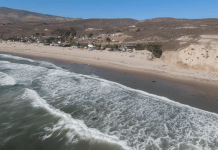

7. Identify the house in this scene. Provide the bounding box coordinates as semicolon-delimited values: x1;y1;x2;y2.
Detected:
89;46;97;50
99;34;111;36
114;33;122;37
88;44;94;48
44;43;50;46
127;45;136;49
37;40;42;43
54;44;59;46
118;45;126;52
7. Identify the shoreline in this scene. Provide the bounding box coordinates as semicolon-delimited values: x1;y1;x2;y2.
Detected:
0;42;218;113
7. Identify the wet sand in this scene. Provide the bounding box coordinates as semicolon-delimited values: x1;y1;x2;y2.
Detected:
1;51;218;114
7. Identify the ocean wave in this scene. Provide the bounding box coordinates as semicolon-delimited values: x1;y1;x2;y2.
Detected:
21;88;130;150
38;67;218;150
0;61;48;86
1;54;218;149
0;54;35;62
0;72;16;86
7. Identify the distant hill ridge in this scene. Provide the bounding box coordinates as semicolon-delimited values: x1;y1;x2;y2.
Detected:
0;7;79;23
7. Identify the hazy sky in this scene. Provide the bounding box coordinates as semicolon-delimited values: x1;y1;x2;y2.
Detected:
1;0;218;20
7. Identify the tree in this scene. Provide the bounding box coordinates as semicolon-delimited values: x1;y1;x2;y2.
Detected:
41;33;45;36
65;31;71;37
70;27;77;37
70;39;77;45
106;37;111;43
136;28;140;32
88;33;93;38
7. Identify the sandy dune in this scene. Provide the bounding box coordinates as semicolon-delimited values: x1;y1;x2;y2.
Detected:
163;35;218;73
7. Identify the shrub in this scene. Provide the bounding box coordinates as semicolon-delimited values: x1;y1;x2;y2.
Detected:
135;44;146;50
95;44;102;49
80;43;88;47
6;37;21;41
52;28;76;37
136;43;162;58
106;37;111;43
104;44;118;49
62;44;71;47
146;43;162;58
40;37;55;43
70;39;77;45
89;33;93;38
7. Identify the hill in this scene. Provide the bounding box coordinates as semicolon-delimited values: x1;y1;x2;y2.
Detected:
0;7;78;23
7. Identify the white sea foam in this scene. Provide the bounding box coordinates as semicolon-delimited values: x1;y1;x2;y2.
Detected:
0;54;35;62
1;54;218;150
0;72;16;86
22;89;130;150
0;61;48;85
38;68;218;150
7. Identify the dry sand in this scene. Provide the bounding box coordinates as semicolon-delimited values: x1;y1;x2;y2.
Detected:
0;40;218;88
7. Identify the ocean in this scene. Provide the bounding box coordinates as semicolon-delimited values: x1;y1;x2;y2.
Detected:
0;54;218;150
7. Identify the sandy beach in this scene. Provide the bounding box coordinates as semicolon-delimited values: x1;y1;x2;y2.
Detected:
1;41;218;81
0;41;218;99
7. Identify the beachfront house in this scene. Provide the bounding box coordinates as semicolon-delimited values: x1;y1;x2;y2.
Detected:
44;43;50;46
111;33;122;37
88;44;94;48
118;45;126;52
88;44;97;50
89;46;97;50
127;45;136;49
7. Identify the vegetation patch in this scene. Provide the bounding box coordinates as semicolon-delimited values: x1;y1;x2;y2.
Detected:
62;44;71;47
104;44;118;49
136;43;162;58
78;43;88;47
40;37;55;43
6;37;21;41
52;28;76;37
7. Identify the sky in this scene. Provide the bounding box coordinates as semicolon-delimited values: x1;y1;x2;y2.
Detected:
1;0;218;20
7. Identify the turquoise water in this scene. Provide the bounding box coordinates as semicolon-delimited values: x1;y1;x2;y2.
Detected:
0;54;218;150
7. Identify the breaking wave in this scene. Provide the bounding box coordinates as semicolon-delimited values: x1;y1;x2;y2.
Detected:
0;54;35;62
22;89;129;150
0;72;16;86
1;54;218;150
